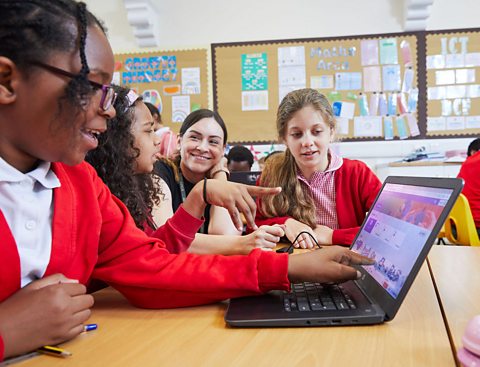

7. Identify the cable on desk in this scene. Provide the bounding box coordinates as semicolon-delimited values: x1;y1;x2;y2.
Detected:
276;231;321;254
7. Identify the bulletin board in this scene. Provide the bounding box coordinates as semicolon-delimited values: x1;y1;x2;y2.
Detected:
426;28;480;137
114;49;209;134
212;33;421;143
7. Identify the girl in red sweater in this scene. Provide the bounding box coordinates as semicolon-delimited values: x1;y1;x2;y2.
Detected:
256;88;382;248
0;1;372;360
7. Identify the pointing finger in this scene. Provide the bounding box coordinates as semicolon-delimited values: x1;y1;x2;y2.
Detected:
246;185;282;197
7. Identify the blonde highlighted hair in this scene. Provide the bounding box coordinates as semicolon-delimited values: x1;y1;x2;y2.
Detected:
259;88;336;228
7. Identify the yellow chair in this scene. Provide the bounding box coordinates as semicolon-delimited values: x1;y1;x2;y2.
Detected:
444;193;480;246
436;223;447;245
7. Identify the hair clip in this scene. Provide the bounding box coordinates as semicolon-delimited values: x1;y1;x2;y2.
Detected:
126;90;140;109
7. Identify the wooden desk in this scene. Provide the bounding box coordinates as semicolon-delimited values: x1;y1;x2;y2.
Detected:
20;264;454;367
428;245;480;361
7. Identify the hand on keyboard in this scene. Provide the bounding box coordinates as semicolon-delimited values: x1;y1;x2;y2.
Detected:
287;246;375;284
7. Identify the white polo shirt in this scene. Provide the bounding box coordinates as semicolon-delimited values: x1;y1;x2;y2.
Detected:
0;157;60;287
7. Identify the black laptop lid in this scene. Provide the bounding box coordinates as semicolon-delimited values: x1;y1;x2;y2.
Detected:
350;176;463;321
229;171;261;185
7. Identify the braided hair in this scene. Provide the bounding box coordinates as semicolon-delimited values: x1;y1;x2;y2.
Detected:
0;0;106;114
86;86;163;230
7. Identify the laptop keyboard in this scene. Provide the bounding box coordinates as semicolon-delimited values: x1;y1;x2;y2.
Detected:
284;282;357;312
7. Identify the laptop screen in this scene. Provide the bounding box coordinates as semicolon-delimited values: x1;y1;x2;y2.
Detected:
351;183;453;299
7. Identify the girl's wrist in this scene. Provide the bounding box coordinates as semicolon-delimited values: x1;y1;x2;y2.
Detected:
183;183;207;219
238;235;252;254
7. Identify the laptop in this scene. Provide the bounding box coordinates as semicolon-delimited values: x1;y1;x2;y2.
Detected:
229;171;261;186
225;176;463;327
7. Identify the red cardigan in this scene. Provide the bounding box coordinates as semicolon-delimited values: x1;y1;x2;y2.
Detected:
0;162;289;360
457;152;480;227
255;158;382;245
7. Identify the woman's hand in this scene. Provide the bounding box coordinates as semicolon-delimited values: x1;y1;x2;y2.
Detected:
284;218;317;249
205;180;282;231
314;225;334;245
183;180;282;231
0;274;94;359
241;225;285;253
287;246;375;284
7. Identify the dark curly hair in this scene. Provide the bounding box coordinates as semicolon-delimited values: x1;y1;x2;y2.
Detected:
86;86;162;230
0;0;106;119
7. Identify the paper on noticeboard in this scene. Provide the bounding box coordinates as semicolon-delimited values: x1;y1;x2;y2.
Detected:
382;65;401;91
379;38;398;65
353;116;382;137
336;117;349;135
363;66;381;92
277;46;306;103
171;95;190;123
181;67;201;94
427;117;446;131
311;75;334;89
361;39;379;66
446;116;465;130
241;90;268;111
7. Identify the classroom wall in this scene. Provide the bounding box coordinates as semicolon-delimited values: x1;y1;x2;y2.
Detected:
86;0;480;51
85;0;480;176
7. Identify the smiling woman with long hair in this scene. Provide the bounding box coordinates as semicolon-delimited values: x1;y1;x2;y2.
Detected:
153;109;289;255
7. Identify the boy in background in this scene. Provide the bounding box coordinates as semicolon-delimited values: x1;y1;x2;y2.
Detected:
457;138;480;238
227;145;254;172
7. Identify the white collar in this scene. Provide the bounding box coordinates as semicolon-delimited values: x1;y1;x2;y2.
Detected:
0;157;60;189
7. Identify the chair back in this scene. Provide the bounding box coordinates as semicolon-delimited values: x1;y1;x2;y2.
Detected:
444;193;480;246
158;130;178;159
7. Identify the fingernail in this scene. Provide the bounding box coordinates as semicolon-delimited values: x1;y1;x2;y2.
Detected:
356;270;362;279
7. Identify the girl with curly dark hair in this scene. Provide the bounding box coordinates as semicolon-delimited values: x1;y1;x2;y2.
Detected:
88;89;286;255
86;86;162;231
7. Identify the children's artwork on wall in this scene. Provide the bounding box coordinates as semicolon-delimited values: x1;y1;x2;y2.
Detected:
426;30;480;137
213;28;480;143
242;53;268;91
181;67;201;94
142;89;162;112
115;49;208;132
361;40;379;66
213;33;419;142
277;46;306;102
379;38;399;65
241;52;269;111
171;95;190;123
353;116;383;137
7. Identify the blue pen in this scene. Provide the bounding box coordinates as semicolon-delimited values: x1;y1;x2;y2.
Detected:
84;323;98;332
